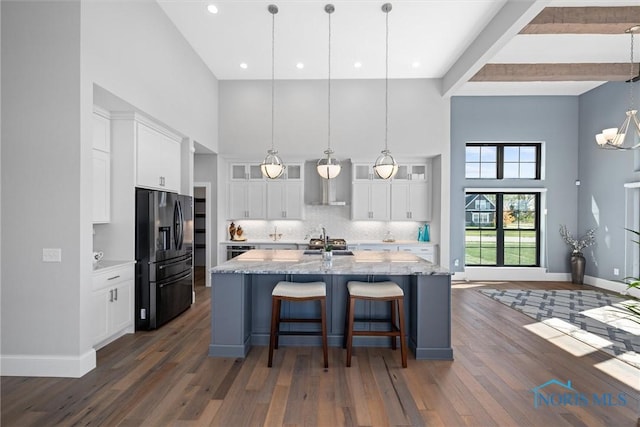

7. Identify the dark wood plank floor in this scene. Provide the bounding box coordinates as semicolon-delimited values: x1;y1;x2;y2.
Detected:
2;274;638;426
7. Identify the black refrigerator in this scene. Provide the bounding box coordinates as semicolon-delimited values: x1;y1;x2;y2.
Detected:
135;188;193;330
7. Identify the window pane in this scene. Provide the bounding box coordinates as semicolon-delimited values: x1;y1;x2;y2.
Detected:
466;146;480;162
520;163;536;178
503;162;519;178
465;163;480;178
520;146;536;162
465;229;496;265
480;146;497;162
480;163;497;179
504;146;519;162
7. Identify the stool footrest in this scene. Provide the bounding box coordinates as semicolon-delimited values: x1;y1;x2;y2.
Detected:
277;330;324;336
279;318;322;323
352;330;400;337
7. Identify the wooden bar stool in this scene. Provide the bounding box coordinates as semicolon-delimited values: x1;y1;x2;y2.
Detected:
344;281;407;368
268;281;328;368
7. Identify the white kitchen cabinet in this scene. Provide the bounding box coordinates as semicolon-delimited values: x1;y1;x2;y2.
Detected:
229;181;266;220
397;244;438;264
92;150;111;223
352;182;390;220
136;121;181;193
394;164;427;181
266;163;304;220
391;181;431;221
92;263;134;349
230;164;264;181
92;109;111;223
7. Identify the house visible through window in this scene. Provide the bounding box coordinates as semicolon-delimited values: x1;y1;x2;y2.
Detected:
465;143;541;180
465;192;540;266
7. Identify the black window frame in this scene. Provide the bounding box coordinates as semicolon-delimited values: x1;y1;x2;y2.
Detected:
465;143;541;180
465;192;541;267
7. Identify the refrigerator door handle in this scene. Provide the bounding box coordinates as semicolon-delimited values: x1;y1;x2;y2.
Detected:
158;272;192;288
173;199;183;250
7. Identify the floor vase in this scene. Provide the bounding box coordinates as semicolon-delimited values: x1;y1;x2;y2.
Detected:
571;252;585;284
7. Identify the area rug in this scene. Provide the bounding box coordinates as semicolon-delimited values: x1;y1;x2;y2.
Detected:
479;289;640;368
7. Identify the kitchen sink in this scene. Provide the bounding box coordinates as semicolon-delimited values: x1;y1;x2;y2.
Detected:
303;250;354;256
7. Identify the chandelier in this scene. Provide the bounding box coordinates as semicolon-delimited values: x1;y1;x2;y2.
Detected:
595;25;640;150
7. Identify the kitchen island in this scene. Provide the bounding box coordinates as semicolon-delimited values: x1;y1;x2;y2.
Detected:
209;250;452;360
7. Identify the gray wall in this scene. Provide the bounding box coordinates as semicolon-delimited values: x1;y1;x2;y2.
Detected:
219;79;447;159
1;0;219;376
578;82;640;280
450;96;580;273
2;0;85;361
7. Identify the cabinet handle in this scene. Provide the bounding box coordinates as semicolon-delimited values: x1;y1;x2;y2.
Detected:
114;288;118;301
282;211;286;218
107;275;120;281
109;289;114;302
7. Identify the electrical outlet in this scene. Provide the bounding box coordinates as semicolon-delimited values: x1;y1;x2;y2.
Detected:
613;268;620;276
140;308;146;320
454;259;460;267
42;248;62;263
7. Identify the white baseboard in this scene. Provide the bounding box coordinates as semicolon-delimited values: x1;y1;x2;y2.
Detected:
451;269;640;298
584;275;640;298
0;349;96;378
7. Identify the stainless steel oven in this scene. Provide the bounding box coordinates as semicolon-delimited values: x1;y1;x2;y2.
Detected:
226;244;256;260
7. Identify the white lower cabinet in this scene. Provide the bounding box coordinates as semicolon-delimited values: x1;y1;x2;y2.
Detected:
397;244;438;263
92;264;134;349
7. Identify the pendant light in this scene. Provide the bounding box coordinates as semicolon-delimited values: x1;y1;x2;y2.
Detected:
595;25;640;150
261;4;286;179
373;3;398;180
317;4;341;180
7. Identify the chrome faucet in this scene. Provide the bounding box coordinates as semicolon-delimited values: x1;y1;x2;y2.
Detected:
321;227;328;249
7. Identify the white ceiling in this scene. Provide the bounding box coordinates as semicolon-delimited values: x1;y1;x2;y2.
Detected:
158;0;640;96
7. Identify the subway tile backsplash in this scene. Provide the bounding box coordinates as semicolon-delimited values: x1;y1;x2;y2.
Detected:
227;205;428;242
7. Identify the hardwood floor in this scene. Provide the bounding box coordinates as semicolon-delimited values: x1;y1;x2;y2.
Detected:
2;276;638;426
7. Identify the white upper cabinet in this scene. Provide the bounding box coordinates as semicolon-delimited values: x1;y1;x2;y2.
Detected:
351;163;391;220
390;181;431;221
136;122;181;193
92;108;111;223
266;163;304;220
228;162;266;220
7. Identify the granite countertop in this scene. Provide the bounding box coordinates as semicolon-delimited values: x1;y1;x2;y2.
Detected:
211;250;449;276
219;239;436;246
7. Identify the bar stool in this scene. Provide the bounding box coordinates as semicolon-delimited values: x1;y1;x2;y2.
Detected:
268;281;328;368
344;281;407;368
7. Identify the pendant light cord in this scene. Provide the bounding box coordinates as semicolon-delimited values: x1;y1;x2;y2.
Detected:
327;8;332;152
384;7;389;151
629;30;635;110
271;10;276;151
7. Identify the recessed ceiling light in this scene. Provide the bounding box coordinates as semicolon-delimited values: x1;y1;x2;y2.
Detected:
207;4;218;14
296;62;304;69
240;62;248;69
411;61;421;68
354;62;362;68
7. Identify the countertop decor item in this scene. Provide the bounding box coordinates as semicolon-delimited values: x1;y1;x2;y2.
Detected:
559;224;596;284
595;25;640;150
316;4;341;180
372;3;398;180
260;4;286;179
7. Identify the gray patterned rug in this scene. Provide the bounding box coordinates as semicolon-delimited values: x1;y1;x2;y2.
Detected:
479;289;640;368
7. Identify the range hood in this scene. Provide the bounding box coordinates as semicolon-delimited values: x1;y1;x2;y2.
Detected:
304;159;351;206
321;178;346;206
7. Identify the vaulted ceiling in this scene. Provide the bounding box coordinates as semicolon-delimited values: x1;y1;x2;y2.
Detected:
158;0;640;96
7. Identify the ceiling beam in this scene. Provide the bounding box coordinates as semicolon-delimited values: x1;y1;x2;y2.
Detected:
471;63;640;82
521;7;640;34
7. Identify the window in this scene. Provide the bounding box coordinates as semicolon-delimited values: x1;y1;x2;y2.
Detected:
465;192;540;266
465;143;541;180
